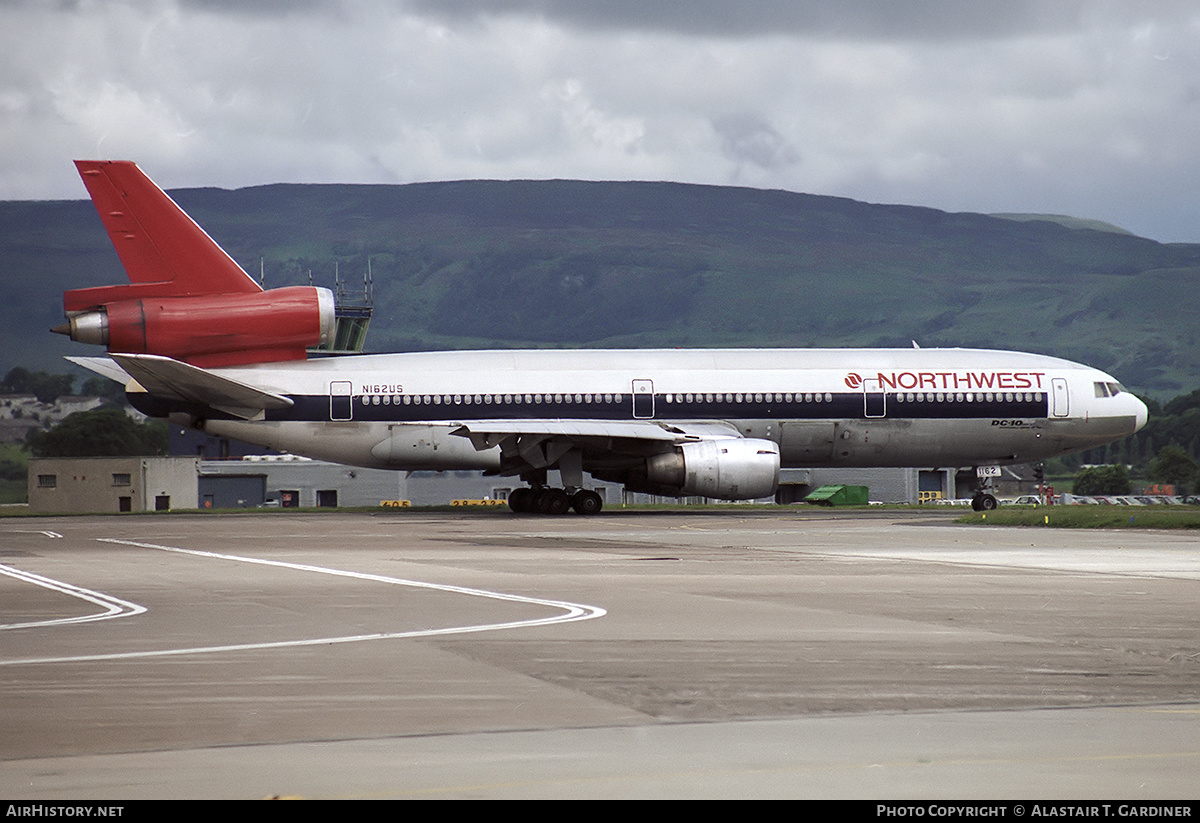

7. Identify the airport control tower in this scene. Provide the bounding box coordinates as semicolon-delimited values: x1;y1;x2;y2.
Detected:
313;263;373;355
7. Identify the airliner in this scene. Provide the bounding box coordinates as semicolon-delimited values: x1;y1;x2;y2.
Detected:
57;161;1148;514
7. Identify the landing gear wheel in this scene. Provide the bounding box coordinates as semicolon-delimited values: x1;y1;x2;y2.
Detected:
537;488;571;515
972;493;998;512
572;489;603;516
508;487;533;513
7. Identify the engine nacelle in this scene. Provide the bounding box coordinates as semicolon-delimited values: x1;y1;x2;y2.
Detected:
645;438;780;500
60;286;335;367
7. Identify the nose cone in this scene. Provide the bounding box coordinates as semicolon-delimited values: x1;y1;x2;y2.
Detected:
1132;394;1149;432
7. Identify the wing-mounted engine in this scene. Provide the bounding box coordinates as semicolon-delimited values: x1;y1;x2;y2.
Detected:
638;438;780;500
55;160;335;367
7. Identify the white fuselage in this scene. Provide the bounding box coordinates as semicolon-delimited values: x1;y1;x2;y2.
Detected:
186;347;1147;473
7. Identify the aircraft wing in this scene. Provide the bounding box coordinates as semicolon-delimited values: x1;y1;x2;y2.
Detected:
449;418;744;480
449;419;741;450
106;353;293;421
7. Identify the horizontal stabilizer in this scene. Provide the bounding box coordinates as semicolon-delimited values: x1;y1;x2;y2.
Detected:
108;353;293;421
66;355;136;386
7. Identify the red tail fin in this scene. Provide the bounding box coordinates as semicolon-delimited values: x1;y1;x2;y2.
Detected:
66;161;261;312
60;161;334;367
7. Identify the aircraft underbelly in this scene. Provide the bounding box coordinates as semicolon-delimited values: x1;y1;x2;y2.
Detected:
370;423;502;470
778;421;836;463
203;420;500;471
777;418;1054;467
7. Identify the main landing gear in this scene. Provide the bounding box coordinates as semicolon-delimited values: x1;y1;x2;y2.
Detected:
508;486;603;516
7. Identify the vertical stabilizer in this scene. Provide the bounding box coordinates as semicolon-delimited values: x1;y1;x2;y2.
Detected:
67;161;261;312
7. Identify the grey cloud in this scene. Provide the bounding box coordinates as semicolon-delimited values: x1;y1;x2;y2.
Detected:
1;0;1199;242
179;0;335;14
405;0;1103;41
713;115;799;172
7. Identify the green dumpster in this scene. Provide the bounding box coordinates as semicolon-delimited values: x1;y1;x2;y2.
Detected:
804;485;869;506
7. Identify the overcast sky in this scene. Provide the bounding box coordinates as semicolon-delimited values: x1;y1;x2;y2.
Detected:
3;0;1198;241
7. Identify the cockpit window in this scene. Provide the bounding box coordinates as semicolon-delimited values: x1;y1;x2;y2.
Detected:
1094;382;1125;398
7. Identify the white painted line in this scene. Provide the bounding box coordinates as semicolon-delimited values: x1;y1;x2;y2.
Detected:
0;563;147;630
0;538;605;666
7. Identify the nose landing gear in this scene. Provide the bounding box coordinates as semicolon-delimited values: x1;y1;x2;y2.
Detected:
971;465;1000;511
971;492;998;511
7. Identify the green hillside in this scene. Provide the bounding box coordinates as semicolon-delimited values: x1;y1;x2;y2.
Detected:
4;180;1200;396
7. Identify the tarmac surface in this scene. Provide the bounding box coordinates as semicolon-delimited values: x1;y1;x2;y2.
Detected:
1;508;1198;799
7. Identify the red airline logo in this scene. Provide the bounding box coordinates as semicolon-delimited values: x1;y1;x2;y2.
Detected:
845;371;1047;391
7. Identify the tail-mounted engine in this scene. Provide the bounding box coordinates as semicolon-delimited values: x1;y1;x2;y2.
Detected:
57;286;335;368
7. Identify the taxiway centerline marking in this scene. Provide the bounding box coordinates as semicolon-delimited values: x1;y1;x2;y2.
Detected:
0;538;605;666
0;563;147;630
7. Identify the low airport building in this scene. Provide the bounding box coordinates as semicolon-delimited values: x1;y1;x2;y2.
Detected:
28;456;200;514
